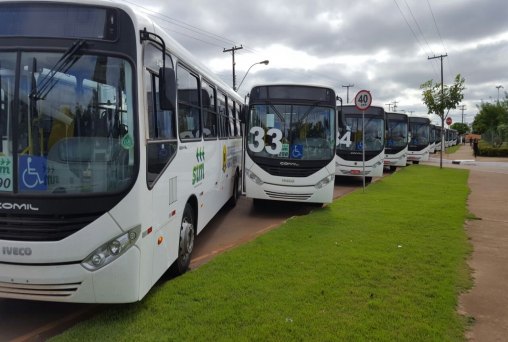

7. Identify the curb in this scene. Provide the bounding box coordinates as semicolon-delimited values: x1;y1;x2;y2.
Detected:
451;160;476;165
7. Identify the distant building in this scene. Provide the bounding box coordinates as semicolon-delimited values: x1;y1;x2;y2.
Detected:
465;133;481;143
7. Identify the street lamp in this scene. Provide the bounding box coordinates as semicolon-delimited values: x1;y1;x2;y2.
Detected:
237;60;269;92
496;85;504;103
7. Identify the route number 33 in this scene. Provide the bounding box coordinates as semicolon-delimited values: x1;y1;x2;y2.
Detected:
248;127;283;155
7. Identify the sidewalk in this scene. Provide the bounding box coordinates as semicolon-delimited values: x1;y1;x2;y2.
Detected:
426;145;508;341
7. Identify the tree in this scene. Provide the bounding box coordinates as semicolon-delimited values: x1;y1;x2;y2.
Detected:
472;100;508;146
421;74;466;167
472;102;506;134
450;122;470;135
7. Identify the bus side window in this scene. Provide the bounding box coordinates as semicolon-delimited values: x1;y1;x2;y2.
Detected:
227;97;234;138
218;93;228;139
234;102;242;137
177;65;201;140
144;44;177;187
202;82;217;139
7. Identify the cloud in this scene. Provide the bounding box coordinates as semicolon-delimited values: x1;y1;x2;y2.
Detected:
127;0;508;123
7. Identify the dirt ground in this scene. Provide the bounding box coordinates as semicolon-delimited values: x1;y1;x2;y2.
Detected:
426;145;508;341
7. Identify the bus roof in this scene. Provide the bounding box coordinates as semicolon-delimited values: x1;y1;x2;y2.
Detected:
249;84;336;106
341;105;385;116
386;112;408;120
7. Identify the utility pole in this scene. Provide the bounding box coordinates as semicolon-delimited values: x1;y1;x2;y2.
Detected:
428;53;447;168
392;100;399;112
342;84;354;103
496;85;504;103
223;45;243;91
458;104;466;124
385;103;392;111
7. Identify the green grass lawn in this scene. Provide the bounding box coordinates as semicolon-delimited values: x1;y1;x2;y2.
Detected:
446;144;461;154
52;165;471;342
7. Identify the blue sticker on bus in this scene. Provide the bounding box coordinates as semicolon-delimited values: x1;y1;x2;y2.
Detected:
291;144;304;159
18;156;47;191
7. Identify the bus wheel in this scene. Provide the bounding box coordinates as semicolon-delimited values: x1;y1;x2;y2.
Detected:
174;203;195;275
389;166;397;172
227;172;240;208
365;177;373;183
413;161;420;165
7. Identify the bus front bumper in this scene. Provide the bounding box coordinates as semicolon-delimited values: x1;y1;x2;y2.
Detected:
245;175;333;203
0;246;141;303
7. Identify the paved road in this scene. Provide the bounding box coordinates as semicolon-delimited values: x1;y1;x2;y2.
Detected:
0;178;361;342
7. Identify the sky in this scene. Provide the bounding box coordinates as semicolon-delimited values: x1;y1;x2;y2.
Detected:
124;0;508;125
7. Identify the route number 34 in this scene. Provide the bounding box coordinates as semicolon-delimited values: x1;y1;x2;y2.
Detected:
337;130;352;147
248;127;283;155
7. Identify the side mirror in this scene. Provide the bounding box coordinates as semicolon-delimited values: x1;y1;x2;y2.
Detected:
159;67;176;111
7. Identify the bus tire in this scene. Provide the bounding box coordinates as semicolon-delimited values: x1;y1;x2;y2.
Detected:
173;203;195;275
365;177;373;183
252;198;264;210
227;172;240;208
389;166;397;172
413;161;420;165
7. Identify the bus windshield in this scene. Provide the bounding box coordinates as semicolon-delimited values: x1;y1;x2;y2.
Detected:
338;116;384;152
247;103;335;161
0;50;135;195
386;119;408;148
409;121;430;146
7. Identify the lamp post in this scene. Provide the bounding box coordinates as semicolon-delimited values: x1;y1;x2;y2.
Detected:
236;60;269;92
496;85;504;103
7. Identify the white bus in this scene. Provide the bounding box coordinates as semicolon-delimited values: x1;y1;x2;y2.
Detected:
384;112;408;171
244;84;337;205
336;105;385;181
407;115;431;164
434;125;442;152
429;124;437;154
0;0;243;303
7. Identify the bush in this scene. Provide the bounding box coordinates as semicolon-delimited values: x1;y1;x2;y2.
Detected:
478;140;508;157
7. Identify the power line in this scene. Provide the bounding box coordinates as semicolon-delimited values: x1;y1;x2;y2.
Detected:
122;0;235;46
161;26;226;49
393;0;439;79
393;0;424;50
425;0;455;79
403;0;434;56
122;0;259;55
426;0;446;54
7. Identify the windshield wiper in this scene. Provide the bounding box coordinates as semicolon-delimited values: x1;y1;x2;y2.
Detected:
30;39;86;101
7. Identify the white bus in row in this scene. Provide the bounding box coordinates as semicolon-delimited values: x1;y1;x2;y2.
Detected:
384;112;409;171
407;115;431;164
335;105;385;181
244;84;337;205
0;0;242;303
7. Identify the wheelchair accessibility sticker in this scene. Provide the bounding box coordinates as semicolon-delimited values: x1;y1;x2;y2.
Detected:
18;156;47;191
291;144;304;159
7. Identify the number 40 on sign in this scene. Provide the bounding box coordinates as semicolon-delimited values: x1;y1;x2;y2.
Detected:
354;90;372;111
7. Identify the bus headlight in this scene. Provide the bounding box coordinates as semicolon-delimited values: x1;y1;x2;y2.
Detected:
246;169;263;185
315;175;334;189
81;226;140;271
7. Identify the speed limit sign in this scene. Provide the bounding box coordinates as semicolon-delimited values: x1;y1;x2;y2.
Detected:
354;90;372;111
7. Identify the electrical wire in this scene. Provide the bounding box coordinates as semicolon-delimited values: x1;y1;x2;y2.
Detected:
393;0;440;80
